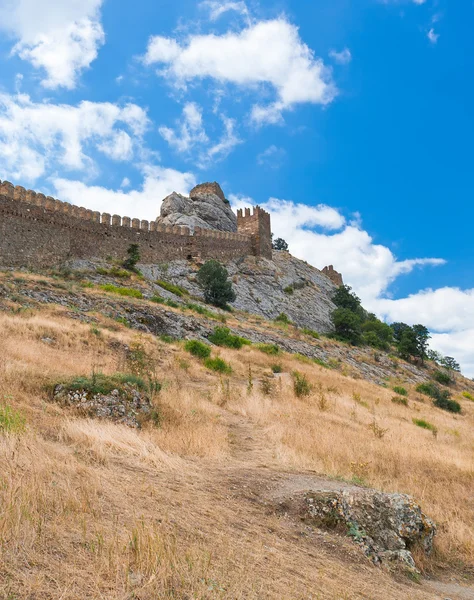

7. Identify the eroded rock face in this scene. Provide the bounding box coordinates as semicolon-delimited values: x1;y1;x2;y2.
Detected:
156;182;237;232
299;489;436;570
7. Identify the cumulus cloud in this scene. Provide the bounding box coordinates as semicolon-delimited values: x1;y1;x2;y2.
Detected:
159;103;241;167
0;93;149;182
199;0;250;22
144;18;337;124
0;0;105;89
329;48;352;65
52;165;196;221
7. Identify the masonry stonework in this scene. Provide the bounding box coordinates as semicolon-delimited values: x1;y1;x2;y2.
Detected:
322;265;343;287
0;180;270;269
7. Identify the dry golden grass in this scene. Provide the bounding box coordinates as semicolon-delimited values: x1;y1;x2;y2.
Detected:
0;305;473;599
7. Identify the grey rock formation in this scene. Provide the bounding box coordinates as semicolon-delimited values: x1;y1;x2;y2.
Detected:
299;488;436;570
156;182;237;232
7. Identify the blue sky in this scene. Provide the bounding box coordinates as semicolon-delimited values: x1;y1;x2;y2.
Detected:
0;0;473;373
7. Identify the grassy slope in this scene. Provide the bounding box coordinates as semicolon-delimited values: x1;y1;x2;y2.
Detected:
0;271;473;599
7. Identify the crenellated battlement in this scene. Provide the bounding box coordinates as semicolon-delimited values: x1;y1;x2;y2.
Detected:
237;204;272;259
0;179;270;268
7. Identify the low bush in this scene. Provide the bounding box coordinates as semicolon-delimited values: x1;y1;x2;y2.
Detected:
302;328;320;339
271;364;282;374
393;386;408;396
96;266;131;278
283;285;294;295
256;343;280;356
416;381;461;413
150;295;165;304
416;382;441;398
166;299;179;308
0;404;26;434
99;284;143;298
412;418;438;435
159;334;176;344
274;313;291;324
391;396;408;407
434;396;461;414
155;280;188;297
293;371;312;397
433;370;453;385
208;326;250;349
204;357;232;374
184;340;211;359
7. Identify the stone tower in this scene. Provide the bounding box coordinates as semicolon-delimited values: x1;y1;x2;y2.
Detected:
236;206;272;260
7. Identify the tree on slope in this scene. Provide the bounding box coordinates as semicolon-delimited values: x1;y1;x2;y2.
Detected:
197;260;236;309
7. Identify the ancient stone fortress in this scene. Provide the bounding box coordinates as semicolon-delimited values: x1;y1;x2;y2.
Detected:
0;178;342;284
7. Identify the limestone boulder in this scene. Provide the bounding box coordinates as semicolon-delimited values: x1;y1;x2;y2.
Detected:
156;182;237;233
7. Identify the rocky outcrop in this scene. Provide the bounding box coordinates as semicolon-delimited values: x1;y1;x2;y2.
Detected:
294;489;436;570
156;182;237;233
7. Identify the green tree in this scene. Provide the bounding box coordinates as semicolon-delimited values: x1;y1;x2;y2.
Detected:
196;260;236;309
332;307;362;345
362;319;393;350
397;327;418;360
440;356;461;372
332;285;364;316
122;243;140;272
413;324;431;365
272;237;289;251
390;322;412;344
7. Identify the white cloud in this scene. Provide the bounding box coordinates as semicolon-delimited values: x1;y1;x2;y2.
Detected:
427;28;439;44
144;18;337;124
199;1;250;23
257;145;287;168
0;93;149;182
329;48;352;65
52;165;196;221
159;103;241;167
0;0;105;89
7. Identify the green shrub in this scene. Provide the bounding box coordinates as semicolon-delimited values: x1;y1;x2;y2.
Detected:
185;302;222;320
283;285;294;295
391;396;408;407
393;386;408;396
196;260;236;308
96;266;131;278
204;357;232;374
165;299;179;308
416;382;440;398
434;396;461;414
462;391;474;401
155;280;188;297
150;295;165;304
99;284;143;298
416;381;461;413
274;313;291;324
433;370;452;385
122;243;140;272
208;326;250;349
184;340;211;359
302;328;320;339
293;371;312;397
313;357;330;369
67;373;147;395
256;343;280;356
0;404;26;434
271;364;282;374
413;418;438;434
159;334;176;344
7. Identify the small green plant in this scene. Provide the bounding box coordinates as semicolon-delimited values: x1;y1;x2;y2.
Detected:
292;371;312;397
393;386;408;396
122;244;141;272
274;312;291;324
96;266;131;278
165;299;179;308
184;340;211;359
0;404;26;434
295;353;313;364
67;373;147;395
302;328;320;339
159;334;176;344
433;370;453;385
150;295;165;304
413;418;438;436
462;391;474;401
391;396;408;407
185;302;222;320
100;284;143;298
271;364;282;374
208;327;250;349
155;280;188;297
115;316;130;327
313;357;330;369
90;326;101;336
283;285;294;295
204;357;232;374
256;343;280;356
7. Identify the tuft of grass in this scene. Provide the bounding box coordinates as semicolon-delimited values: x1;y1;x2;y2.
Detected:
413;418;438;435
208;327;250;349
184;340;211;359
313;357;330;369
393;386;408;396
391;396;408;407
150;295;165;304
99;284;143;298
155;280;188;297
66;373;147;395
159;334;176;344
462;391;474;401
292;371;312;398
271;364;282;374
204;357;232;374
283;285;294;295
302;328;320;339
256;343;280;356
165;299;180;308
185;302;224;320
274;313;291;325
96;266;131;278
0;404;26;434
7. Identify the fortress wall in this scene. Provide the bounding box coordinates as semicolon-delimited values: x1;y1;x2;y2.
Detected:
236;206;272;260
0;182;253;268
